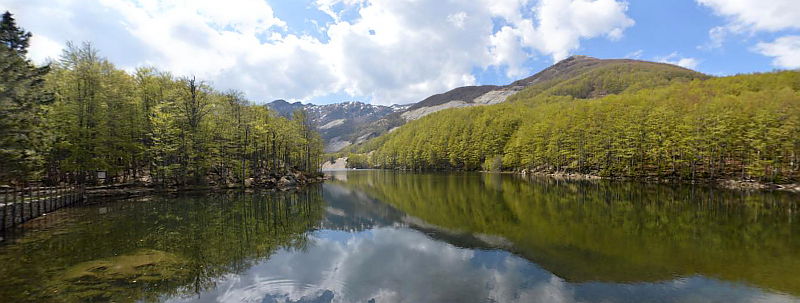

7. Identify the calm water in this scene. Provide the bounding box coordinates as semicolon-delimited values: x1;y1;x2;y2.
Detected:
1;171;799;303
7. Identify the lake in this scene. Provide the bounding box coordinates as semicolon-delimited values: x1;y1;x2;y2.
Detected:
0;170;799;302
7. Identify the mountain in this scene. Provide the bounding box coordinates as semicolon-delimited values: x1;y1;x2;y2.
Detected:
401;55;707;120
266;99;306;117
357;69;800;183
337;55;707;153
274;56;707;153
266;100;409;152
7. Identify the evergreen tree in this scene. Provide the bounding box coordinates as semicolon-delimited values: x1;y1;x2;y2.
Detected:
0;11;53;183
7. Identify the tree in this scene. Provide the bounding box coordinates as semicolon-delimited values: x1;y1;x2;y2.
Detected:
0;11;53;183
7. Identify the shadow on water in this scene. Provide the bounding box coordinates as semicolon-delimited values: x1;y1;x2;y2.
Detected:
327;170;800;296
0;186;325;302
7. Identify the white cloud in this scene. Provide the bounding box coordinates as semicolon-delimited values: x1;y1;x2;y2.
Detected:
3;0;635;105
487;0;634;76
755;36;800;69
656;52;700;69
699;26;728;50
625;49;643;59
489;26;530;78
696;0;800;33
697;0;800;67
529;0;634;61
27;34;62;63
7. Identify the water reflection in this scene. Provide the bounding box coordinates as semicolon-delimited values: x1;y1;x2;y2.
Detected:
168;227;797;303
327;171;800;297
0;188;325;302
326;171;800;295
0;171;798;303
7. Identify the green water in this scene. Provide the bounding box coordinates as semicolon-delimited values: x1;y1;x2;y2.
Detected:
0;170;798;302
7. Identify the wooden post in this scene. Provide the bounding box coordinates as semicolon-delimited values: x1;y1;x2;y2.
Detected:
43;186;48;213
27;184;33;222
1;188;7;232
34;185;39;218
46;186;51;213
19;184;25;224
10;186;17;227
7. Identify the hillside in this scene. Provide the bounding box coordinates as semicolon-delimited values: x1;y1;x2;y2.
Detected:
342;69;800;183
400;55;707;119
341;56;707;154
286;56;705;153
334;56;707;154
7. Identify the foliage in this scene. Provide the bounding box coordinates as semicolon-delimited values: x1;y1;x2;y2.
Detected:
506;59;709;103
361;71;800;182
0;11;54;182
0;11;323;185
1;43;323;186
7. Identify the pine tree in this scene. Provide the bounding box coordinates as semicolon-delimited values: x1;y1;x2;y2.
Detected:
0;11;54;183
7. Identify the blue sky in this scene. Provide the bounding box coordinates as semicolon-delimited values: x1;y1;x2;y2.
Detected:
2;0;799;105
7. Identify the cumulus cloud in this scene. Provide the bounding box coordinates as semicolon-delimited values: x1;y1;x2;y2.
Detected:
529;0;634;61
697;0;800;69
655;52;700;69
696;0;800;33
3;0;635;105
755;36;800;69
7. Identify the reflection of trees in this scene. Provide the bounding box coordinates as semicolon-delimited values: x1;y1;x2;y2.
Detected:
335;171;800;295
321;183;406;231
0;187;325;302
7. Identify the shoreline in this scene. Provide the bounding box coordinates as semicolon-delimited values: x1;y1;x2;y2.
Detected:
83;173;328;201
512;170;800;193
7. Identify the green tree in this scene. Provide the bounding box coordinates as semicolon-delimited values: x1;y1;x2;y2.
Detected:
0;11;54;183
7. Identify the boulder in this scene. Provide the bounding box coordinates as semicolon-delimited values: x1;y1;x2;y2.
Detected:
278;176;296;188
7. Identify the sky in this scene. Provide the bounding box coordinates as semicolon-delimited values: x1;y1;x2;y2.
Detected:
1;0;799;105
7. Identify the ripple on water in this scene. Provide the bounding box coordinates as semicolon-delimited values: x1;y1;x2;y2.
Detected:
220;276;350;303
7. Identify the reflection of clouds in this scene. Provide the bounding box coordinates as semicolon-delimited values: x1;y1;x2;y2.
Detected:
167;228;800;303
169;228;577;303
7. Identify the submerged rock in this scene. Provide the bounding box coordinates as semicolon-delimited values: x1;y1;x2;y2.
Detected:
50;249;189;301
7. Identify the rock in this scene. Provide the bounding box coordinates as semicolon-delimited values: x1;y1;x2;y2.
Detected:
52;249;188;301
278;176;296;188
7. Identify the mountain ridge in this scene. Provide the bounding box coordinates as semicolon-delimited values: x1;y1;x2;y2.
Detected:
271;56;708;153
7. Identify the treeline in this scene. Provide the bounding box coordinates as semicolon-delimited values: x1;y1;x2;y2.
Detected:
359;71;800;183
0;12;322;186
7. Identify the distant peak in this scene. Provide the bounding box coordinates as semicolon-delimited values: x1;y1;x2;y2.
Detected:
563;55;597;62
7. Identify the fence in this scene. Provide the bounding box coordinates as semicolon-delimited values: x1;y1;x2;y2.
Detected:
0;185;85;231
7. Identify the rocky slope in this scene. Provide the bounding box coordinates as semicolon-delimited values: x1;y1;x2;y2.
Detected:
266;100;409;152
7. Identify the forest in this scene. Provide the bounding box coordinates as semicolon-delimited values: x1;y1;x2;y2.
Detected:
0;12;323;187
345;70;800;183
